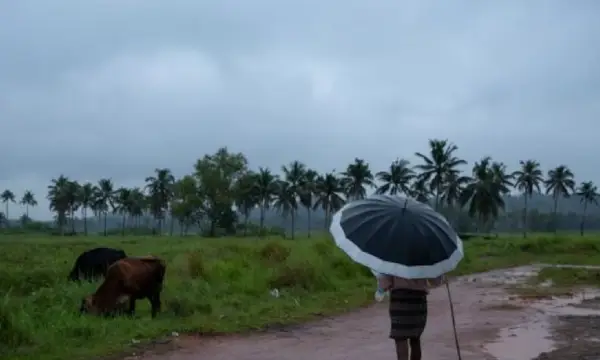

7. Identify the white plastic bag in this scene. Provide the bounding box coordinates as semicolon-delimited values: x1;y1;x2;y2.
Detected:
371;269;387;301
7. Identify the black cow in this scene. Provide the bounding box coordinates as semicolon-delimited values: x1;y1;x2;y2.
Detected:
68;247;127;282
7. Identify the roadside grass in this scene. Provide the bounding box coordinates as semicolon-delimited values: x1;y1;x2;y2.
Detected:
535;266;600;287
1;233;600;360
507;265;600;300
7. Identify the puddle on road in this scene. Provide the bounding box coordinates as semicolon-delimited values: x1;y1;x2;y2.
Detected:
484;320;555;360
528;290;600;316
467;264;600;288
464;265;545;287
472;264;600;360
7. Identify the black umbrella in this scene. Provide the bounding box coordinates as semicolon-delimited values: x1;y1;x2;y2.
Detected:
329;194;463;279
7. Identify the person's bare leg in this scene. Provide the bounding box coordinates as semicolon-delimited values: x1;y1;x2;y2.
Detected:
409;337;421;360
394;339;409;360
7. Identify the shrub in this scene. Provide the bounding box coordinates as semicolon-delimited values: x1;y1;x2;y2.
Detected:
312;240;334;257
0;301;31;351
269;261;331;291
187;251;207;279
259;241;290;263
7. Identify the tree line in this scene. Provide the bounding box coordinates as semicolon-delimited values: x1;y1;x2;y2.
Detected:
1;139;598;238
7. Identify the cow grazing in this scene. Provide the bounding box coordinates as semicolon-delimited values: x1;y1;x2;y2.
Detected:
80;256;166;318
68;247;127;282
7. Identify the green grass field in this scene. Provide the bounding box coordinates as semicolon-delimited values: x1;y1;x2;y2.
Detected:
2;233;600;360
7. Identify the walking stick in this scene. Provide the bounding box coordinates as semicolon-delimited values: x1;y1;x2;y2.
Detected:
445;282;463;360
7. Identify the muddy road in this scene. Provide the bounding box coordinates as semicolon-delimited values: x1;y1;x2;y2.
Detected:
124;265;600;360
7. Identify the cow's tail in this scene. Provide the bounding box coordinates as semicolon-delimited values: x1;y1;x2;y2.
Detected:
155;259;166;289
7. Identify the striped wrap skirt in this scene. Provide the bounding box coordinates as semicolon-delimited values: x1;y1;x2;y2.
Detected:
388;288;428;340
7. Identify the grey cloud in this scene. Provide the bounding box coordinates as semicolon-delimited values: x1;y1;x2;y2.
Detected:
1;0;600;219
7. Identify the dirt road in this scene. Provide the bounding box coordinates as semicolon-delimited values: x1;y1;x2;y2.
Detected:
130;267;548;360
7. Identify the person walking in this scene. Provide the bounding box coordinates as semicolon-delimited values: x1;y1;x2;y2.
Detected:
377;274;447;360
329;195;464;360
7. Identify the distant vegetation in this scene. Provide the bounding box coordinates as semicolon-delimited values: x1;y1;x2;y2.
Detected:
1;138;599;237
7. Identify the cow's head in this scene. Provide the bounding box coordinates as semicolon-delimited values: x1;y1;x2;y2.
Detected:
79;295;100;315
68;270;79;282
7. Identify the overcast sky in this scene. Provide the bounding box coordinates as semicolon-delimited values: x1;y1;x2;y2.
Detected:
1;0;599;220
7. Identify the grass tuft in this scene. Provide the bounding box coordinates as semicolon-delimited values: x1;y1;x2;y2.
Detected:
186;251;208;279
258;241;291;263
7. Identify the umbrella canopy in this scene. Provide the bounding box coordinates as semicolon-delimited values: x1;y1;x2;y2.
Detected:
329;194;463;279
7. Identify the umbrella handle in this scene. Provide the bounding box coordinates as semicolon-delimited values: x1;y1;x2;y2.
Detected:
445;282;463;360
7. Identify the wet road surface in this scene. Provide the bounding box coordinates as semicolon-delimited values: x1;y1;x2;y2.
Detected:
130;267;554;360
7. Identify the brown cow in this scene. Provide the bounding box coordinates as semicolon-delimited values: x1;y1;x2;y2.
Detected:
80;256;166;318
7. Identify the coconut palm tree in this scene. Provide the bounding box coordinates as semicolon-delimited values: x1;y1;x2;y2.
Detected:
491;162;514;194
1;190;15;224
96;178;115;236
128;187;147;229
282;160;306;238
273;180;298;238
314;172;346;227
410;178;431;204
512;160;544;238
340;158;374;200
299;169;318;238
20;190;37;218
78;183;95;235
64;180;81;233
459;157;506;232
415;139;467;210
440;171;471;226
114;187;133;235
47;176;71;235
490;161;513;228
254;167;278;234
544;165;576;234
145;168;175;235
234;171;259;236
576;181;598;236
375;159;415;196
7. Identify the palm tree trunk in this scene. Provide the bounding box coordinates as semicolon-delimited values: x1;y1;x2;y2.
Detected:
96;212;101;232
209;219;216;237
26;205;29;218
522;194;528;238
71;209;76;234
243;212;249;236
103;212;108;236
307;207;312;238
552;195;559;234
121;214;126;236
581;202;588;236
259;203;266;235
83;208;88;235
170;215;175;236
59;211;66;235
291;210;295;240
